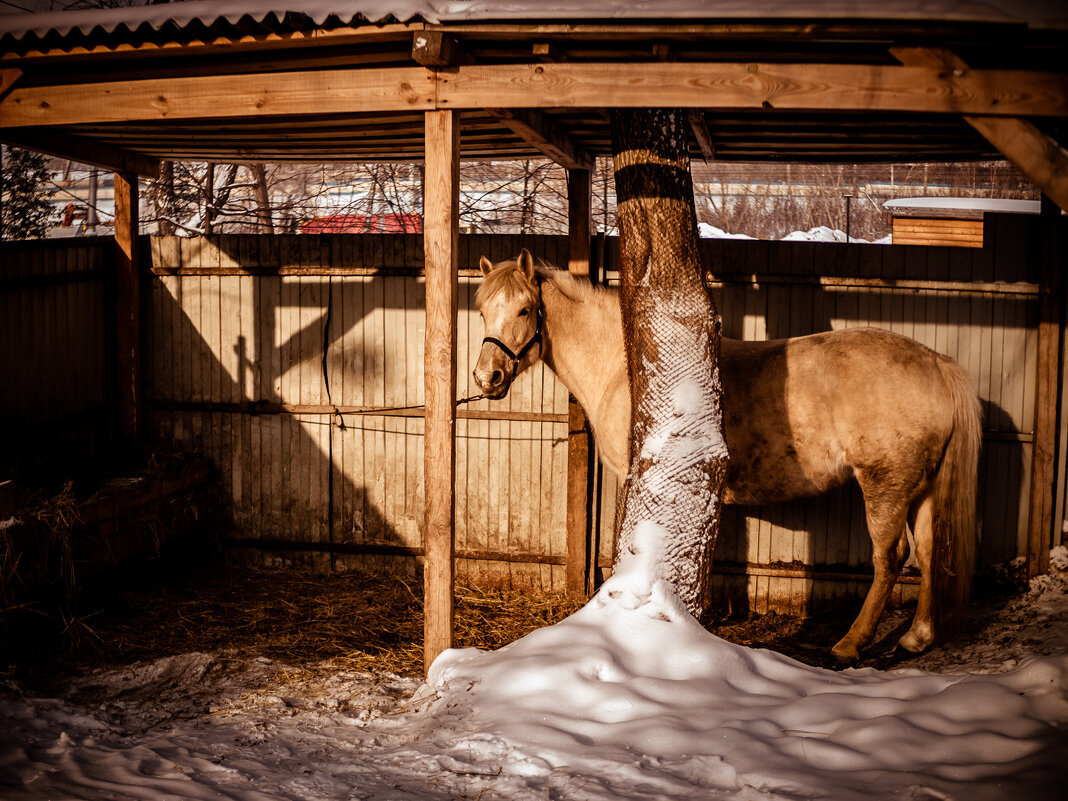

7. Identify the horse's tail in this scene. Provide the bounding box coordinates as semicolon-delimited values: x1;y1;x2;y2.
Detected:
930;356;982;637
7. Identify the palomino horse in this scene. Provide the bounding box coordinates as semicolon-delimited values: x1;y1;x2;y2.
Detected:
473;250;981;665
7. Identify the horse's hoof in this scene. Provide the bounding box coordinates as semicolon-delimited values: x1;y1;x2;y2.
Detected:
897;624;934;654
830;642;860;666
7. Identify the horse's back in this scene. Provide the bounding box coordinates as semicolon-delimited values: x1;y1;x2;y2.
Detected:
721;327;961;505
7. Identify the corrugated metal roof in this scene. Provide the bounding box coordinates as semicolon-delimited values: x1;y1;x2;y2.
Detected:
2;0;1066;47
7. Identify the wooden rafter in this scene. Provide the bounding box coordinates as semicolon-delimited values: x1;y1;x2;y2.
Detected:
3;62;1066;130
891;47;1068;213
688;110;715;162
0;69;19;102
1;126;158;176
484;108;594;170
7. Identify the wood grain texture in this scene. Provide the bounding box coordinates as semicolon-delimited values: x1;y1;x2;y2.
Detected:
438;62;1068;117
4;62;1065;130
422;109;460;672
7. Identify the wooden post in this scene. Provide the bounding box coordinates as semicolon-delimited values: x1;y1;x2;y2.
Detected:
1027;196;1063;578
565;167;593;597
114;170;141;443
423;109;459;672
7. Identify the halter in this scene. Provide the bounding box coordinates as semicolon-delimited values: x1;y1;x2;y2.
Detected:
481;291;544;380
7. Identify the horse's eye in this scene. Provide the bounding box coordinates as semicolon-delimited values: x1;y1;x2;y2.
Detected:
518;308;529;317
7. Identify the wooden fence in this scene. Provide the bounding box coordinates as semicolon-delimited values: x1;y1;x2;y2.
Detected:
0;238;114;486
1;220;1061;614
143;234;574;590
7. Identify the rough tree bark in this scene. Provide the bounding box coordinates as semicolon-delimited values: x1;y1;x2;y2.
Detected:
604;108;728;617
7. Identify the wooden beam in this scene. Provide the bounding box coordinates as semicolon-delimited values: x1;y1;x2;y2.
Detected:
1027;198;1063;578
0;127;158;176
566;167;593;598
484;107;594;170
412;31;473;67
3;62;1066;128
0;69;20;102
437;63;1068;117
891;48;1068;213
688;110;715;162
113;171;141;444
532;42;567;62
3;23;422;62
423;108;460;674
0;67;436;127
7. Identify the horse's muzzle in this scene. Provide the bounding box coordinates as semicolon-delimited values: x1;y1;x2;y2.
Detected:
473;367;510;399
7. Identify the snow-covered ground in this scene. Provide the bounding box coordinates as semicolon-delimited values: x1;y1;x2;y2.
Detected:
2;549;1066;800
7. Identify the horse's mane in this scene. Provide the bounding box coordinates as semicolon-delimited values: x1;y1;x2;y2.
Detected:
475;256;614;308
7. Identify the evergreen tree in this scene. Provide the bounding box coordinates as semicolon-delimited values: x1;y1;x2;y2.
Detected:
1;146;57;240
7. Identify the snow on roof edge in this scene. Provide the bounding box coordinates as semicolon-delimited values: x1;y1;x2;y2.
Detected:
2;1;1067;42
882;197;1042;214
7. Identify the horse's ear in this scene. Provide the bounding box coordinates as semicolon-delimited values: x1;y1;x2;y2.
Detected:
518;249;535;282
479;256;493;277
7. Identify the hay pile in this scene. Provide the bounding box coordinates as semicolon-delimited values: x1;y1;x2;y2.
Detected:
19;565;586;682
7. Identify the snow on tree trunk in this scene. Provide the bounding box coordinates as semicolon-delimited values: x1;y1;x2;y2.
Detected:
602;108;728;618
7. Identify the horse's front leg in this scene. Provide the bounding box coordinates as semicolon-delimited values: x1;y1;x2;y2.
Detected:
831;488;911;665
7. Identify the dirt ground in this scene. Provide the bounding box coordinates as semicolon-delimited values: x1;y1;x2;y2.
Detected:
5;545;1065;691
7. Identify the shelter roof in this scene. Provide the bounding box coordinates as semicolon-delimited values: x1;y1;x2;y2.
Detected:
1;1;1066;172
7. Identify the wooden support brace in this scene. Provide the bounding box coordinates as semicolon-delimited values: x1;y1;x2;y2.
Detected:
1;126;158;177
891;47;1068;213
113;171;141;444
423;109;460;673
0;69;21;102
484;107;595;171
565;167;593;597
688;110;715;162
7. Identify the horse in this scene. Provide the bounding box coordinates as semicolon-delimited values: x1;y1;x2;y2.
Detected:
472;250;981;665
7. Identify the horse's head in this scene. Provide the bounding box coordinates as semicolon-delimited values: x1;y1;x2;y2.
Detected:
473;249;544;399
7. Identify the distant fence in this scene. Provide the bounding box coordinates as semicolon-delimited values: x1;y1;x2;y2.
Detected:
1;219;1060;614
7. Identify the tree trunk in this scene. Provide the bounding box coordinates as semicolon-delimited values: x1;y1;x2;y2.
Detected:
606;108;728;617
155;161;176;236
250;163;274;234
203;162;216;235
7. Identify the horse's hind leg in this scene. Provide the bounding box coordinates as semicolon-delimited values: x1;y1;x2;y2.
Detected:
898;492;935;654
831;483;912;665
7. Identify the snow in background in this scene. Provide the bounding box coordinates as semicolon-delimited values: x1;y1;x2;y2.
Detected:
699;221;892;244
2;548;1066;800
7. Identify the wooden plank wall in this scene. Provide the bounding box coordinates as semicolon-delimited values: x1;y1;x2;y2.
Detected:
140;218;1049;613
0;238;114;486
892;217;984;248
595;213;1041;615
144;234;571;590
